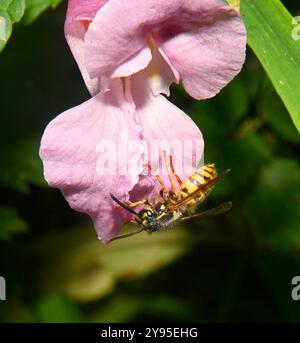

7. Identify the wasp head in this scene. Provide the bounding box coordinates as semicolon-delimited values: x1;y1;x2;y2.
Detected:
138;208;160;233
138;202;172;233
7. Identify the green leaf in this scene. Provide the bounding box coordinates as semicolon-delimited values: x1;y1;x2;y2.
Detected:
88;296;143;323
261;86;300;144
0;11;13;53
0;207;28;241
0;0;63;52
8;0;26;22
22;0;63;24
0;0;25;52
0;135;46;192
35;294;84;323
240;0;300;133
29;226;192;303
89;295;198;323
226;0;240;12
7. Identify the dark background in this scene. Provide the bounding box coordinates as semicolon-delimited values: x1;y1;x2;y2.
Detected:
0;0;300;322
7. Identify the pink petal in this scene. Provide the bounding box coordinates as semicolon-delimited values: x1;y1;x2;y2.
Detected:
84;0;246;98
65;0;109;24
84;0;182;79
130;68;204;201
154;0;246;99
65;0;109;95
39;79;147;243
146;40;179;97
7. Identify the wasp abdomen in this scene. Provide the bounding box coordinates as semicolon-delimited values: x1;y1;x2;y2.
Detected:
178;163;217;199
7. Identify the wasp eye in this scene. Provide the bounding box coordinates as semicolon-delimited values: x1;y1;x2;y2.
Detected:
140;209;154;219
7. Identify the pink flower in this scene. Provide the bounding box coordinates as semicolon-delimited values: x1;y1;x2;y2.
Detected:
40;76;202;243
40;0;246;243
66;0;246;98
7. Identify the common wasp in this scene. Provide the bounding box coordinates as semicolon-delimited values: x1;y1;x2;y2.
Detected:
110;155;231;241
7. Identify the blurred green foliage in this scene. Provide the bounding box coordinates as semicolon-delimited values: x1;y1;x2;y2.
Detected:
0;207;27;240
0;0;63;52
0;0;300;323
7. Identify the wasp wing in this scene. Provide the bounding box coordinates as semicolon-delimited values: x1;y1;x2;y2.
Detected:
180;201;232;222
169;169;230;211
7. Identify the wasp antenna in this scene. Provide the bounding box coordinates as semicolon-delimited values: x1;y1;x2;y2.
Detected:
219;169;231;178
110;193;140;217
110;228;145;241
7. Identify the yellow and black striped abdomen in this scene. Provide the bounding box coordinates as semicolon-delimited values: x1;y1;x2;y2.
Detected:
178;163;217;202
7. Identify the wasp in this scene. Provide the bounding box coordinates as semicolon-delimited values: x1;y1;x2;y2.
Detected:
110;155;232;241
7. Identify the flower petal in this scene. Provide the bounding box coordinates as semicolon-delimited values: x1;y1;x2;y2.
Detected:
40;79;147;243
84;0;183;79
65;0;110;95
154;0;246;99
130;68;204;201
146;40;178;97
84;0;246;99
66;0;109;23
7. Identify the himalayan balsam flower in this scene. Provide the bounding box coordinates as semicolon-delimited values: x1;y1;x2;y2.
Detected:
40;0;246;243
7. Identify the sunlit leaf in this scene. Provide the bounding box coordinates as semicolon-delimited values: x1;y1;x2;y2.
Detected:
22;0;63;24
227;0;240;12
0;0;63;52
0;0;25;52
8;0;26;22
240;0;300;133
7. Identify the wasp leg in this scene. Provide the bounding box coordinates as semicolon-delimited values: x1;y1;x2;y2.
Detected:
145;159;167;199
129;199;150;207
143;162;152;175
162;151;182;194
169;154;183;187
115;198;150;210
130;219;138;224
156;174;166;199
